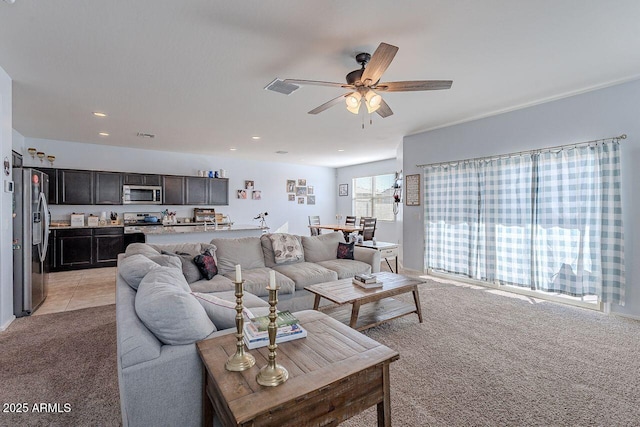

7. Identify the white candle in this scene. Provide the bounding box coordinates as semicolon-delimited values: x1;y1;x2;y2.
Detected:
235;264;242;282
269;270;276;289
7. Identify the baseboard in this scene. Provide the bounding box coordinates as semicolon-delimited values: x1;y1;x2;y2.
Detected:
0;315;16;332
611;311;640;321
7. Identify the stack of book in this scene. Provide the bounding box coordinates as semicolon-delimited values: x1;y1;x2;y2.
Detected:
243;310;307;349
352;273;383;289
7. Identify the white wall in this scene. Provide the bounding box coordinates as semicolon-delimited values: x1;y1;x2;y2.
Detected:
0;66;13;330
336;158;402;246
19;138;336;236
403;79;640;318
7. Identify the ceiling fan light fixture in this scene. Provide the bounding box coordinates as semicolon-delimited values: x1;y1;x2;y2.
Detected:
365;90;382;113
345;92;361;114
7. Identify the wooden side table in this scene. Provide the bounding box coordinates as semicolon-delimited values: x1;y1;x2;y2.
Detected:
196;310;399;426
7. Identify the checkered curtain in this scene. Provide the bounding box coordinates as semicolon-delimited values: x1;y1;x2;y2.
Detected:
424;141;625;305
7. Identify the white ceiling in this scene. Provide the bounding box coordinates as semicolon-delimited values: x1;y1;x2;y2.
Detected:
1;1;639;168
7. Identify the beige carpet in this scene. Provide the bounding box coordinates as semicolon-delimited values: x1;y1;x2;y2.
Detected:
1;280;639;426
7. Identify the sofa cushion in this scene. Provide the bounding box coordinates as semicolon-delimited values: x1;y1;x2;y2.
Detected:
222;267;295;297
261;234;304;267
211;237;265;274
337;242;355;260
188;275;235;293
162;251;203;284
317;259;372;280
150;242;217;259
119;254;180;290
192;292;252;330
301;231;346;263
124;242;161;258
272;262;338;289
135;267;215;345
193;249;218;280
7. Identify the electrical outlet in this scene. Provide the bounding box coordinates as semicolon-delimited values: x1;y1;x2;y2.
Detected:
4;180;14;193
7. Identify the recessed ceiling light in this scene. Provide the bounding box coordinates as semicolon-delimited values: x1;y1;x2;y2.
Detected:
275;150;288;154
230;147;237;151
92;111;107;117
251;136;261;140
338;149;345;152
98;132;109;137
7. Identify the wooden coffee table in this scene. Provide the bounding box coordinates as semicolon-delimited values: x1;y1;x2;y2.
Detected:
196;310;399;426
305;272;424;331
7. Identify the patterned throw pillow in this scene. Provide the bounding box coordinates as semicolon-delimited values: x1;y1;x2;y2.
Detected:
193;249;218;280
269;233;304;264
336;242;355;260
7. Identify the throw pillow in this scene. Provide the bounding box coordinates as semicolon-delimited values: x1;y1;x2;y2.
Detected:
269;233;304;264
192;292;253;330
193;249;218;280
337;242;355;260
161;250;203;284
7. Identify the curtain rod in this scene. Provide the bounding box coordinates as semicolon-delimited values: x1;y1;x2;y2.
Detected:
416;134;627;168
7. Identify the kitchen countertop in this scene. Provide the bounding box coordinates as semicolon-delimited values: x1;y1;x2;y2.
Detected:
138;224;265;235
50;222;124;229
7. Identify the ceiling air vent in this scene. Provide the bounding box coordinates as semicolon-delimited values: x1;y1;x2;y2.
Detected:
264;78;299;95
137;132;155;139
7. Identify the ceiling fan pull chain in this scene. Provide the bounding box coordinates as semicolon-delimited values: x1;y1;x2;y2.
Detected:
362;113;365;130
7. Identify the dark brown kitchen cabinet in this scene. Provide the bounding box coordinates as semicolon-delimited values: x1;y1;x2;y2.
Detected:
207;178;229;205
54;228;93;269
59;169;94;205
185;177;208;205
37;167;58;204
123;173;161;186
95;171;123;204
162;175;185;205
51;227;124;271
93;228;125;266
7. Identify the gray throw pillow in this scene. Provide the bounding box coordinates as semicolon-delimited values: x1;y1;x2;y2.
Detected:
162;251;203;284
119;254;162;290
135;267;215;345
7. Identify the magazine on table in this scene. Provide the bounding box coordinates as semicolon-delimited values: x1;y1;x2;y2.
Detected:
353;273;377;284
243;322;307;349
250;310;300;332
352;278;383;289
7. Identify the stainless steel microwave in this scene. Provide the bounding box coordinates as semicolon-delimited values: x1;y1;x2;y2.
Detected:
123;185;162;204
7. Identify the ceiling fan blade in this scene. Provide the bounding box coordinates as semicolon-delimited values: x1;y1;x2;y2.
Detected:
376;98;393;118
308;93;351;115
376;80;453;92
284;79;353;89
361;42;399;86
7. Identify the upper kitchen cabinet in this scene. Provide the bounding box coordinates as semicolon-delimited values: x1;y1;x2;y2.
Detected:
59;169;94;205
207;178;229;205
95;171;123;205
185;177;208;205
37;167;58;204
123;173;162;186
162;175;185;205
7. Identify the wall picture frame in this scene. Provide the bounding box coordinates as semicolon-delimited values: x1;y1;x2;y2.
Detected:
405;174;421;206
339;183;348;197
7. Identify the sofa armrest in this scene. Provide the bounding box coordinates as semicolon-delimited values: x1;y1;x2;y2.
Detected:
354;247;381;273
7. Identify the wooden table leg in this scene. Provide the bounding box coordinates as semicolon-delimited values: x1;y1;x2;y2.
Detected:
413;286;423;323
377;362;392;426
312;294;321;310
202;369;213;427
349;301;361;329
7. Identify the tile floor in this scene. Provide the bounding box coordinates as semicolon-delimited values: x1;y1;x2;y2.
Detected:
34;267;117;316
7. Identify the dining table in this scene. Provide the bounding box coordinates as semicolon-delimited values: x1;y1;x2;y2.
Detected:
310;224;363;233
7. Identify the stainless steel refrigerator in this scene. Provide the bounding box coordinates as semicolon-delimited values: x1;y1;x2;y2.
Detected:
13;167;51;317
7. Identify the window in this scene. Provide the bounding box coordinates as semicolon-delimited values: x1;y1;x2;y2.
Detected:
352;173;395;221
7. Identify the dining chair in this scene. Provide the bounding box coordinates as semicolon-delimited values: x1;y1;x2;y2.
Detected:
308;215;321;236
345;215;357;226
361;217;377;241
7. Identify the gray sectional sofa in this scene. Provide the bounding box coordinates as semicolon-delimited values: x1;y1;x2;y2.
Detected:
116;232;380;427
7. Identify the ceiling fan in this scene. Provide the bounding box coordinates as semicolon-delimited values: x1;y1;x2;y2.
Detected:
284;42;453;119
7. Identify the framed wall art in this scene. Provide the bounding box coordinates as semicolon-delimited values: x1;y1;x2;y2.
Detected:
338;183;348;197
405;174;421;206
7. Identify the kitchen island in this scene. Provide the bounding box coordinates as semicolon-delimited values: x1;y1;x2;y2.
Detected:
135;223;267;244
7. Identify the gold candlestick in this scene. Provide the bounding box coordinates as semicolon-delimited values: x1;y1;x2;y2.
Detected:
225;280;255;372
256;286;288;387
